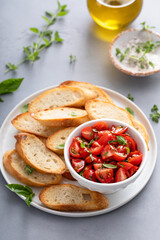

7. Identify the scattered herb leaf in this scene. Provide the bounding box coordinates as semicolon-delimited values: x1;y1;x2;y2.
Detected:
80;142;85;148
102;163;117;169
125;107;135;116
5;184;35;207
127;93;134;101
22;103;29;113
126;147;130;155
103;151;108;156
70;55;77;63
24;165;35;175
150;104;160;123
117;136;127;145
0;97;4;102
56;143;65;149
88;139;94;148
90;153;94;161
5;1;68;74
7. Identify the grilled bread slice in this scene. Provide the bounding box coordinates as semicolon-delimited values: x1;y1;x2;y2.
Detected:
85;100;134;126
39;184;109;211
46;127;76;155
31;107;89;127
15;133;66;174
12;112;63;138
3;150;62;187
28;86;96;112
60;80;114;103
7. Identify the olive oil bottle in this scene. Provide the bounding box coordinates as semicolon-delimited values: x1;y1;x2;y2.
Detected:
87;0;143;30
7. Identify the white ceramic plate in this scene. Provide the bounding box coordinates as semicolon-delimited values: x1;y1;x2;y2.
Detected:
0;86;157;217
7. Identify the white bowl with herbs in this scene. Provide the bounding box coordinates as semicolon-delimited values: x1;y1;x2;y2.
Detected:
109;22;160;76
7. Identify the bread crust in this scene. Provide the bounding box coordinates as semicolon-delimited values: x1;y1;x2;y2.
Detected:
31;107;89;127
11;112;63;138
60;80;114;103
39;184;109;211
3;150;62;187
85;100;134;126
15;133;66;174
46;127;75;154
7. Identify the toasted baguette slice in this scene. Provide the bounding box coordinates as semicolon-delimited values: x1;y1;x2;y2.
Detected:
39;184;108;211
12;112;63;138
132;119;149;150
46;127;76;154
85;100;134;126
60;80;114;103
29;86;96;112
3;150;62;187
15;133;66;174
31;107;89;127
58;155;76;181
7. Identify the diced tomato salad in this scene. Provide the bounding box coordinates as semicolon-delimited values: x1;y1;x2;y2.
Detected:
69;121;143;183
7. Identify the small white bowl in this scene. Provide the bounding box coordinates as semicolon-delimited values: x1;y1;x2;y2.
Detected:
109;29;160;77
64;119;147;194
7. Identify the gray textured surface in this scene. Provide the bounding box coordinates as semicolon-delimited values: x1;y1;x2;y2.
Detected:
0;0;160;239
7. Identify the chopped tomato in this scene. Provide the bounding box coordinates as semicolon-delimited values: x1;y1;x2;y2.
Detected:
93;121;108;131
72;159;85;173
85;155;98;164
73;137;89;147
80;147;90;158
128;150;141;157
93;163;103;170
81;126;93;141
69;142;81;158
98;132;114;146
128;153;143;165
83;169;97;182
117;162;134;170
95;168;113;183
123;135;137;152
112;125;128;135
84;164;93;171
98;130;111;138
128;165;139;176
117;145;129;155
113;152;127;161
115;168;127;182
101;145;116;160
90;141;103;155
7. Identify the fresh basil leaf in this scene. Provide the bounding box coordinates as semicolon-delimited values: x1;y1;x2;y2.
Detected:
108;140;118;144
102;163;117;169
0;97;4;102
80;142;85;148
125;107;135;116
30;28;39;34
126;147;130;155
88;139;94;148
103;151;108;156
24;165;34;175
119;163;124;167
90;153;94;161
6;184;35;207
92;128;98;133
0;78;24;95
22;103;29;113
117;136;127;145
56;143;65;149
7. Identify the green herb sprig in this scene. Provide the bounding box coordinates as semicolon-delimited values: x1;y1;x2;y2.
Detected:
6;184;35;207
56;143;65;149
127;93;134;102
22;103;29;113
5;1;68;74
150;104;160;123
125;107;135;116
69;55;77;63
115;22;160;70
24;165;35;175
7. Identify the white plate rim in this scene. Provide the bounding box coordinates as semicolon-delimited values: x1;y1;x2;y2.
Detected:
0;85;157;218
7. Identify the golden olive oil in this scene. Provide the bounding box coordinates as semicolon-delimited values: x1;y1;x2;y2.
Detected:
87;0;143;30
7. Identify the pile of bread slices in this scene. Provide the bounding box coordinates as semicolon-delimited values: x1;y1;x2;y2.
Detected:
3;80;149;212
